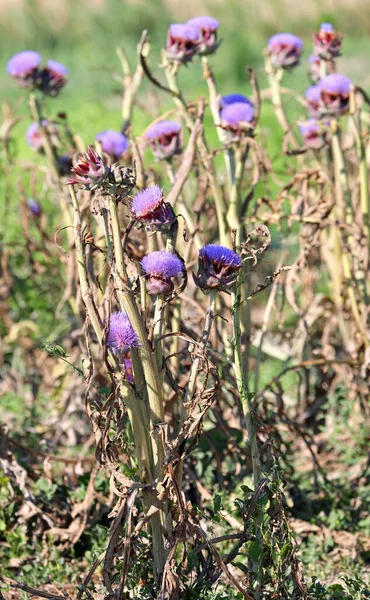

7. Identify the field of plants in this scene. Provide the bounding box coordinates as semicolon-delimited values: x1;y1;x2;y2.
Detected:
1;1;370;599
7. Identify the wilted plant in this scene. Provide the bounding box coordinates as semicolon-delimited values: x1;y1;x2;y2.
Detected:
3;11;370;600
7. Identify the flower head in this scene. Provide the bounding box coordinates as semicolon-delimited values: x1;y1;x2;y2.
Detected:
305;85;321;117
313;22;343;60
166;23;200;63
145;120;181;160
95;130;129;159
26;120;59;152
220;101;254;140
68;147;110;190
194;244;241;291
131;186;175;231
6;50;42;86
107;311;140;352
186;16;220;56
318;74;352;115
141;251;184;295
40;59;68;95
267;33;303;69
27;198;42;216
299;120;324;149
220;94;252;109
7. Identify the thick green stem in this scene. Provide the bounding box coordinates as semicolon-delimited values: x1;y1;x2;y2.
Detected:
107;198;167;574
231;272;261;489
265;60;298;147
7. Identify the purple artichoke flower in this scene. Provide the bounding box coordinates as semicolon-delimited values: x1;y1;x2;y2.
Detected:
107;311;140;352
319;74;352;115
27;197;42;216
267;33;303;69
6;50;42;86
145;120;181;160
186;16;220;56
67;147;110;190
95;130;129;159
313;23;343;60
299;120;324;149
194;244;241;291
26;120;59;152
26;121;46;152
131;186;175;231
40;59;68;95
305;85;321;117
220;94;252;109
141;251;184;295
220;101;254;140
166;23;200;63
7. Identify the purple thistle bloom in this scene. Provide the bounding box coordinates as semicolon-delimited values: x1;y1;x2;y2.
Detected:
96;130;129;159
26;121;46;152
26;120;59;152
131;186;175;231
46;59;68;77
320;23;334;32
194;244;241;291
141;251;184;295
313;22;342;60
267;33;303;69
186;16;220;56
167;23;200;63
107;311;140;352
27;197;42;216
299;120;324;149
40;59;68;96
305;85;321;117
68;147;110;191
7;50;42;85
220;102;254;140
220;94;252;108
145;120;181;160
319;74;352;115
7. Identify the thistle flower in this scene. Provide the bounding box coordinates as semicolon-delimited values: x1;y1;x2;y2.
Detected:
194;244;241;291
220;94;253;109
95;130;129;159
186;16;220;56
166;23;200;63
319;74;352;115
40;60;68;95
220;101;254;140
27;198;42;217
313;23;343;60
305;85;321;117
67;147;110;190
6;50;42;86
299;120;324;149
141;251;184;295
145;120;181;160
26;120;59;152
131;186;175;231
267;33;303;69
107;311;140;352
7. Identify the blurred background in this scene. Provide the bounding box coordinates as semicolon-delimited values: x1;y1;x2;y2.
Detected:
1;0;370;147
